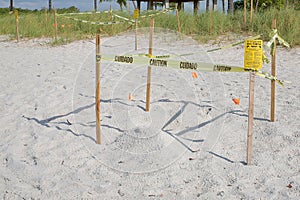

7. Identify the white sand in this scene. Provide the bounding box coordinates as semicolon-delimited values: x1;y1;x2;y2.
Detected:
0;30;299;199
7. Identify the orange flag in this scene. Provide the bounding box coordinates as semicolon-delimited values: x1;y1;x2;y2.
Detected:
232;98;240;105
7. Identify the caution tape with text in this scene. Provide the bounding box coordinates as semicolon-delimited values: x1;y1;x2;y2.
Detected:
97;54;284;86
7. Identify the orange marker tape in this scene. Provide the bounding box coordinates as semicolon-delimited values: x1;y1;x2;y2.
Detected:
128;93;133;101
192;72;198;78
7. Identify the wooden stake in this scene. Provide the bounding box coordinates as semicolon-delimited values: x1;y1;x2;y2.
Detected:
95;34;101;144
14;10;20;42
134;9;139;50
250;0;253;22
243;0;247;29
247;72;255;165
176;8;181;33
146;18;154;112
135;19;138;50
110;4;112;21
54;9;58;40
271;19;277;122
110;4;113;34
209;8;212;35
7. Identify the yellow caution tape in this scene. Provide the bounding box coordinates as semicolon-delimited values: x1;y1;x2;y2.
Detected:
112;13;135;23
57;15;127;25
127;35;269;62
57;10;114;16
267;29;290;55
139;8;173;19
207;35;262;52
262;53;270;64
99;54;284;85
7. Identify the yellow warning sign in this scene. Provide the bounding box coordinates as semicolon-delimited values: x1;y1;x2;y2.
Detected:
244;40;263;70
134;9;139;19
14;10;18;18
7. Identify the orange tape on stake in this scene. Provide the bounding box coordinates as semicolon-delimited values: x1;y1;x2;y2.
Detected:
128;93;133;101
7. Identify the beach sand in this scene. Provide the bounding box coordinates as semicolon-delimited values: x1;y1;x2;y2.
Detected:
0;30;299;199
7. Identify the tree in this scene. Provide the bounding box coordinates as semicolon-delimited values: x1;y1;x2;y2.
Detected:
94;0;97;11
228;0;234;13
10;0;13;11
99;0;126;11
117;0;126;10
206;0;209;12
49;0;52;11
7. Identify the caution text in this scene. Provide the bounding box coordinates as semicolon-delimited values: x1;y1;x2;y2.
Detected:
180;62;198;70
214;65;232;72
115;56;133;63
150;59;168;67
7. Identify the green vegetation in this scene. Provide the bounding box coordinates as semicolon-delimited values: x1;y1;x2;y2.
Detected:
0;6;299;46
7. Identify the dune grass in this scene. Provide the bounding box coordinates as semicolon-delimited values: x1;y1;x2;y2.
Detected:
0;8;299;46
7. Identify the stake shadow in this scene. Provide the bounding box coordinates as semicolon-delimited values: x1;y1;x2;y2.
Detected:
230;110;270;122
160;100;213;152
22;102;97;142
208;151;234;163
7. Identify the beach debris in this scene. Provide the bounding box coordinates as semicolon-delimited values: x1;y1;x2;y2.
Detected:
66;119;72;125
287;183;293;188
118;189;125;197
148;194;163;197
217;191;225;197
189;157;195;161
206;108;212;115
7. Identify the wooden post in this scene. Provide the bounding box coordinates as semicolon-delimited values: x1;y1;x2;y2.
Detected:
45;8;48;24
250;0;253;22
193;0;199;14
176;8;181;33
110;4;113;34
247;72;255;165
110;4;113;21
134;9;139;50
10;0;13;12
135;19;138;50
95;34;101;144
146;18;154;112
54;9;58;40
243;0;247;29
209;8;212;35
270;19;277;122
222;0;225;13
14;10;20;42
